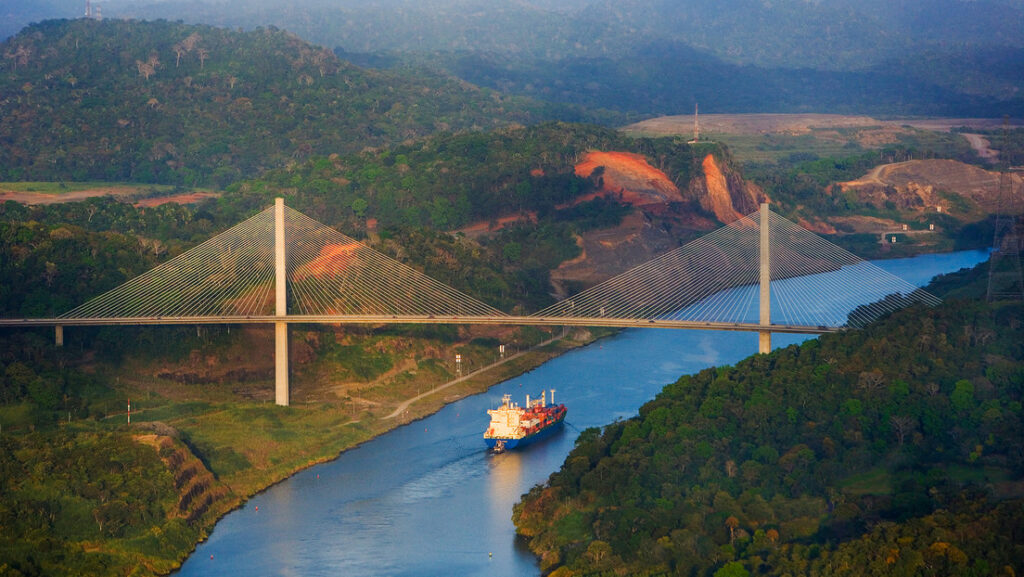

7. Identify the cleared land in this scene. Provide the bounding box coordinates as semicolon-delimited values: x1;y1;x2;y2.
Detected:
623;114;1020;164
624;114;1017;138
0;182;218;205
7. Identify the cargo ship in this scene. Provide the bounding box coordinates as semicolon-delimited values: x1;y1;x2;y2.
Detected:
484;389;566;453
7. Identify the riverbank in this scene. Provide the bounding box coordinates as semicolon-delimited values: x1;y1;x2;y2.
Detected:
128;327;607;575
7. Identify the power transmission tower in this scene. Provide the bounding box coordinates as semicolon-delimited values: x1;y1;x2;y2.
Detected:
987;123;1024;302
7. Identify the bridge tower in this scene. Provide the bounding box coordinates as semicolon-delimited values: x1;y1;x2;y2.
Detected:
759;203;771;354
275;198;290;406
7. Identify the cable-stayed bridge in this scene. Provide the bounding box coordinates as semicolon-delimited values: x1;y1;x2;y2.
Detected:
0;200;939;405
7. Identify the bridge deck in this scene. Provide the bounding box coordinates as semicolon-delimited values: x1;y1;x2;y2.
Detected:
0;315;840;334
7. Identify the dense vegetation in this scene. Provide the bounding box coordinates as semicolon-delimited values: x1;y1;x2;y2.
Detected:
223;122;698;229
208;123;713;308
514;265;1024;576
0;19;590;187
0;431;200;577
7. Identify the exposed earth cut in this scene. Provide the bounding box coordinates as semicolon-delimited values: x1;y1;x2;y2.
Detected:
551;150;763;293
838;159;1019;218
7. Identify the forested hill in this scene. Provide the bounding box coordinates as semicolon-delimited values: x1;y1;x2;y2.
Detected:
514;263;1024;576
220;122;709;231
0;19;581;187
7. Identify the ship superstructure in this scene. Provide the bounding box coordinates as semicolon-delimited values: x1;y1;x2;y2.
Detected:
484;389;566;453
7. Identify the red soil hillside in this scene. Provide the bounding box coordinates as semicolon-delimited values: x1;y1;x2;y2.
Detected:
574;151;684;205
701;154;744;223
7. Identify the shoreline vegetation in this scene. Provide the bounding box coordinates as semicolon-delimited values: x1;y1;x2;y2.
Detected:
162;330;598;573
511;261;1024;577
0;327;602;573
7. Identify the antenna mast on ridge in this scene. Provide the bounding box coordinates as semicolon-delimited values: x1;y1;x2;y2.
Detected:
85;0;91;17
689;103;700;144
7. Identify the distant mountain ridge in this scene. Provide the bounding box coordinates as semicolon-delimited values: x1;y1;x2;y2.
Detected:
5;2;1023;116
86;0;1024;116
92;0;1024;70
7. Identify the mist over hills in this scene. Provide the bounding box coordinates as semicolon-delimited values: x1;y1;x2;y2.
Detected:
7;0;1021;117
87;0;1024;70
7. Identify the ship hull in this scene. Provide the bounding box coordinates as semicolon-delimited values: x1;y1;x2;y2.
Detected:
485;413;565;451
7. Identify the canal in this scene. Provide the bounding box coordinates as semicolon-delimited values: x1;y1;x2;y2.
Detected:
175;250;988;576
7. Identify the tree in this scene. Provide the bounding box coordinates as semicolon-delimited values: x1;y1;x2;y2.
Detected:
173;43;185;67
726;516;740;544
889;415;916;446
951;379;975;413
136;59;156;80
714;561;750;577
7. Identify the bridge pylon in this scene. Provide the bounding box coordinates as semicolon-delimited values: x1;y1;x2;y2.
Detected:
759;202;771;354
275;197;289;406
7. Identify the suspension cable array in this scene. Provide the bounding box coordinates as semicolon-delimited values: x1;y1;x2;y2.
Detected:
283;207;505;317
60;208;278;319
532;208;940;328
60;205;506;320
55;202;938;329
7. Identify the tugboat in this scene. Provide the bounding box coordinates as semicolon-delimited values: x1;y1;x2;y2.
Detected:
484;389;566;453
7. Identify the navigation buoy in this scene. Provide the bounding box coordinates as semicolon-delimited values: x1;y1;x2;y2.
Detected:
255;506;258;512
210;555;214;560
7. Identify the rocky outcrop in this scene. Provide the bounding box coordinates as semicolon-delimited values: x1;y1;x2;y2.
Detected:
690;154;763;223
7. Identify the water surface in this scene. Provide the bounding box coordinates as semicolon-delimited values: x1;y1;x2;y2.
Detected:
176;249;988;577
